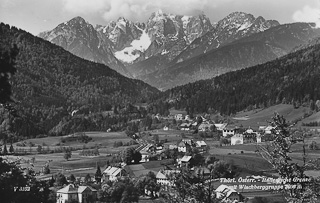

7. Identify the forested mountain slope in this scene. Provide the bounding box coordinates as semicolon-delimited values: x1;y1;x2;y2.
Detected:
0;23;160;138
164;40;320;115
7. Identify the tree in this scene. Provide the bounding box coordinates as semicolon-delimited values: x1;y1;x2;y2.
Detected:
132;150;142;164
69;174;76;183
258;114;318;202
0;45;18;105
136;171;160;199
205;156;219;165
37;145;42;153
309;141;318;150
64;148;72;161
211;160;240;179
43;164;50;174
163;167;219;203
84;173;91;184
55;173;68;187
101;178;139;203
95;165;102;183
2;144;8;155
9;143;14;154
123;147;134;164
0;157;50;203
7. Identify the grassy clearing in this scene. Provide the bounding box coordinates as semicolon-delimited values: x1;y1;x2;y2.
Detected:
13;131;133;152
232;104;310;128
169;108;187;115
144;129;184;143
213;153;273;172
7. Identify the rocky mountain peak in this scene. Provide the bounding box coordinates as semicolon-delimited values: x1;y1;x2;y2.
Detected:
69;16;87;24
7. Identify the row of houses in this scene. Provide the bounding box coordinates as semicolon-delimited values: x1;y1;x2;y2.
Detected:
173;139;207;153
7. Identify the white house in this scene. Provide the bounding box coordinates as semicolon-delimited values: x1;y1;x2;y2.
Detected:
177;155;192;167
222;125;236;137
56;184;97;203
177;139;193;153
231;134;243;145
103;166;124;181
215;184;242;202
196;140;207;148
163;126;169;131
178;141;187;153
156;170;180;186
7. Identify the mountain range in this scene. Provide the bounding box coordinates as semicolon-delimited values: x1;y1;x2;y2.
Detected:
39;11;320;90
2;10;320;137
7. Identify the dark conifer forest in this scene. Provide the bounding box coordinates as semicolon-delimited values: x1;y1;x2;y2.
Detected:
0;23;160;139
164;41;320;115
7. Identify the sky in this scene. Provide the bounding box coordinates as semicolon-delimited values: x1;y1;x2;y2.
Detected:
1;0;320;35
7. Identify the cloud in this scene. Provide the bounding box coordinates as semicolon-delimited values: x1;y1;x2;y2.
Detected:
62;0;214;23
292;3;320;27
62;0;110;14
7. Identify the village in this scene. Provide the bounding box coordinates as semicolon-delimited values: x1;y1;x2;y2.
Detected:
50;112;283;203
2;103;319;203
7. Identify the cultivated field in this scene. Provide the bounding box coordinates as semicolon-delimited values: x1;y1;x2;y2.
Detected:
9;131;136;179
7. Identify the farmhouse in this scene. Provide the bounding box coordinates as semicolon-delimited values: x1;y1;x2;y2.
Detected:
177;141;188;153
103;166;125;181
156;169;180;187
178;155;192;167
196;140;207;148
222;125;236;137
215;184;243;202
177;139;193;153
56;184;97;203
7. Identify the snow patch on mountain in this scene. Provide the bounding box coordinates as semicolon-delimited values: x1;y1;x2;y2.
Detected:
182;16;191;29
114;29;151;63
238;22;252;31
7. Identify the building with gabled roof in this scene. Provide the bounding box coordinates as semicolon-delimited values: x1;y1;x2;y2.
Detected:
196;140;207;148
222;125;236;137
177;155;192;167
215;184;243;202
103;166;124;181
156;169;180;186
56;184;97;203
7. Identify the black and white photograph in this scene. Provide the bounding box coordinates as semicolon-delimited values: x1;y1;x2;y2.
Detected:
1;0;320;202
